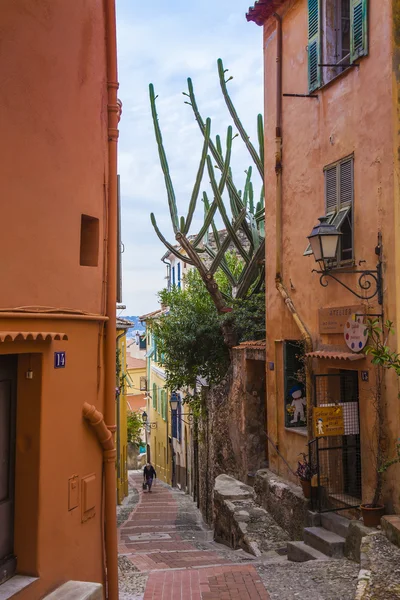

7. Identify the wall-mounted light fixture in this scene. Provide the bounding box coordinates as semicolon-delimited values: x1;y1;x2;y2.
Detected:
169;394;194;425
141;411;157;429
307;218;383;305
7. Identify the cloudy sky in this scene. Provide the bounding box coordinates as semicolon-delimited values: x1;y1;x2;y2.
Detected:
116;0;263;316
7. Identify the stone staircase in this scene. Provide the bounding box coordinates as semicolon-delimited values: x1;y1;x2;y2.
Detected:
287;512;351;562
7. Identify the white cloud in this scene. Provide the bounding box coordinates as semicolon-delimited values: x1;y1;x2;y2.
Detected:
117;0;263;314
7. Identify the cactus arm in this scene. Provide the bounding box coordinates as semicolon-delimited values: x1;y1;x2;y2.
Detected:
257;113;264;171
248;213;260;250
149;84;180;233
217;59;263;179
209;208;247;275
183;117;211;234
250;265;265;295
202;245;237;288
150;213;195;265
192;196;218;247
249;181;254;214
207;157;249;264
202;191;221;251
235;239;265;298
176;233;228;313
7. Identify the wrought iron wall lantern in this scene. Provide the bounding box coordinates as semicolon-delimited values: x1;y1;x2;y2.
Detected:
307;217;383;305
141;411;157;429
169;396;194;425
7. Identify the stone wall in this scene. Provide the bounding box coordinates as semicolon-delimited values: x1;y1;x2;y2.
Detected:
254;469;309;540
197;343;267;525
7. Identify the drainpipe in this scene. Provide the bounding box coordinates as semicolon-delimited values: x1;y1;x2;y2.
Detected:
103;0;120;597
272;13;314;440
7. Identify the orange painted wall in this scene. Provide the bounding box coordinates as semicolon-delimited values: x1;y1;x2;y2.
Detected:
0;0;112;597
262;0;400;509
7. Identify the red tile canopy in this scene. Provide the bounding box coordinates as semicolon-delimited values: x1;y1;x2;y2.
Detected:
246;0;287;26
0;331;68;342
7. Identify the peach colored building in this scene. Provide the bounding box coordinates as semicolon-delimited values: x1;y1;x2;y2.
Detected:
247;0;400;513
0;1;121;598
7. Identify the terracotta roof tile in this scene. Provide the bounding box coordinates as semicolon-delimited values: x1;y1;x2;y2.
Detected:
305;350;365;361
246;0;287;26
126;355;146;370
233;339;266;350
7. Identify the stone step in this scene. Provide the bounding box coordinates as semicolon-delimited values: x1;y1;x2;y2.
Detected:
287;541;329;562
303;526;345;558
320;512;351;539
43;581;103;600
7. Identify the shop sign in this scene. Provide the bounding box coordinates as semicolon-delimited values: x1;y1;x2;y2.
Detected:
319;305;363;334
314;406;345;437
344;314;368;352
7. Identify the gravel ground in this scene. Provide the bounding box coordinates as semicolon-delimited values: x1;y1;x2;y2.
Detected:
118;556;147;599
117;484;139;527
257;559;359;600
361;533;400;599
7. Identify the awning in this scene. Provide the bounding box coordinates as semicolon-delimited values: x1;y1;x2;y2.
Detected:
305;350;364;361
0;331;68;343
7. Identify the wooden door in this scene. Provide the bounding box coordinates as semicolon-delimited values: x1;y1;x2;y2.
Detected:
0;355;17;584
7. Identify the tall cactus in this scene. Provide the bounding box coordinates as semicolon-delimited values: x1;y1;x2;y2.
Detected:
149;59;265;313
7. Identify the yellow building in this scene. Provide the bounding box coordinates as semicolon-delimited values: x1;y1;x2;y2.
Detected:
140;309;171;484
116;317;133;504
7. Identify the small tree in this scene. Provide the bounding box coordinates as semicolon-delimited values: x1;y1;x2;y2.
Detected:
365;318;400;506
127;410;143;446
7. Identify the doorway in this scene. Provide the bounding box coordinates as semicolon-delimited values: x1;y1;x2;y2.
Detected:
0;355;17;584
312;370;362;511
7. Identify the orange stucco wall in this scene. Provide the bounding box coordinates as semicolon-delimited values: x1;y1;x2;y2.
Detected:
0;1;111;597
263;0;400;510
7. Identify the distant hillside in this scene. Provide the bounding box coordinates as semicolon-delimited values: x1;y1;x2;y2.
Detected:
124;316;146;337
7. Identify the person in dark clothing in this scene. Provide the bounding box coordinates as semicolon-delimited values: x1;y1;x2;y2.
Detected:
143;462;156;492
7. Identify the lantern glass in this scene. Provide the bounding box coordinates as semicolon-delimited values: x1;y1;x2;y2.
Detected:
170;397;178;412
308;216;341;264
142;411;148;423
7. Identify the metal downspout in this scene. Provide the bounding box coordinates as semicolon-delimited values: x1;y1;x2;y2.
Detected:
273;13;314;440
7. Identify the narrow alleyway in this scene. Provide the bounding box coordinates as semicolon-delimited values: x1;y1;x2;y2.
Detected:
118;473;359;600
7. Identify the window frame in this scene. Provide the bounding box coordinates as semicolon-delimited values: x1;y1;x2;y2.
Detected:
283;341;306;430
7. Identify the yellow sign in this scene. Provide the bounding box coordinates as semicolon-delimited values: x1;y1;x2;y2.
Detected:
314;406;345;437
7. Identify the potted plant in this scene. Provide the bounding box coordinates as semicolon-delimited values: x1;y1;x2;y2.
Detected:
361;319;400;527
295;453;317;499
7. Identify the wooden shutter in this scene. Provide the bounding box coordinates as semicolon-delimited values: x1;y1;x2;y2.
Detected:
308;0;321;92
325;165;338;213
350;0;368;61
339;159;353;206
152;383;157;410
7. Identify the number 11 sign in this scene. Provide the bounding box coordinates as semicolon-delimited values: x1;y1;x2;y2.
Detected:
54;351;66;369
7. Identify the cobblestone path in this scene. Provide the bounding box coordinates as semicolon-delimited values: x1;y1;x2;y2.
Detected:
118;473;359;600
118;473;270;599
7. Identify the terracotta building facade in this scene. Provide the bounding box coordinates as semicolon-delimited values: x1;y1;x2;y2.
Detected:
248;0;400;513
0;1;121;598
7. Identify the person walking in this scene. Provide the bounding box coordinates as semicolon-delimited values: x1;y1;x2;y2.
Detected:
143;462;156;493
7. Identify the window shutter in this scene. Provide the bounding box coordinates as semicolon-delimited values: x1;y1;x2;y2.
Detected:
152;383;157;410
308;0;321;92
325;165;338;213
339;159;353;207
350;0;368;61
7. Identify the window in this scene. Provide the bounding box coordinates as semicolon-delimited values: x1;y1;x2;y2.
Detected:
140;376;147;391
172;266;176;286
161;390;167;421
80;215;99;266
284;341;306;429
152;383;157;410
308;0;368;92
157;387;161;414
177;263;181;289
304;155;354;264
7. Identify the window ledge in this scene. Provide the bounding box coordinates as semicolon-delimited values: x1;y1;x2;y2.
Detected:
315;56;365;94
284;427;308;437
0;576;38;600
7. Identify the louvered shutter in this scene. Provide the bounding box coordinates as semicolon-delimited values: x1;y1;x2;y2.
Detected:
325;165;338;213
339;159;353;206
308;0;321;92
350;0;368;62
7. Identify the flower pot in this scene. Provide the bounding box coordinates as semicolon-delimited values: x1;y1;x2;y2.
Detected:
300;479;311;499
360;503;385;528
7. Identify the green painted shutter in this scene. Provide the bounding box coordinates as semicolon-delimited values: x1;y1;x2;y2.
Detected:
350;0;368;61
308;0;321;92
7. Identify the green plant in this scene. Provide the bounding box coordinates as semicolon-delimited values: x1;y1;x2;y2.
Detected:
149;58;265;319
116;347;127;396
364;318;400;505
127;410;143;446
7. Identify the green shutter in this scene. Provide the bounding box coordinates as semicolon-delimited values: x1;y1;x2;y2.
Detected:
152;383;157;410
308;0;321;92
350;0;368;61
